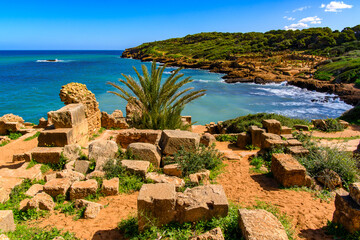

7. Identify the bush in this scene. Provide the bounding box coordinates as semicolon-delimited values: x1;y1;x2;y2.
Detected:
315;118;344;132
340;106;360;125
169;145;223;177
8;131;22;140
355;78;360;88
215;134;237;143
314;71;333;81
222;113;309;133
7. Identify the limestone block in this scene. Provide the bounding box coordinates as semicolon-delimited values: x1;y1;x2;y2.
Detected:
164;164;182;177
262;119;282;135
200;133;216;147
74;199;103;219
115;129;162;148
146;172;185;189
38;128;74;147
12;152;31;162
281;126;292;135
288;146;309;156
69;179;98;200
286;139;302;146
294;125;309;131
63;144;81;162
349;182;360;206
0;210;15;232
121;160;150;177
47;104;86;129
88;140;118;171
333;189;360;233
248;126;266;148
102;178;119;196
189;170;210;185
30;147;63;164
236;132;251;149
190;227;224;240
160;130;200;155
74;160;90;175
43;178;72;198
127;143;161;168
25;184;43;197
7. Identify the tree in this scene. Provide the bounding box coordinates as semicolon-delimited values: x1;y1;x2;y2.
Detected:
107;61;206;130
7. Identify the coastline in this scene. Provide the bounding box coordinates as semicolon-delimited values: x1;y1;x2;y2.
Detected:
121;49;360;106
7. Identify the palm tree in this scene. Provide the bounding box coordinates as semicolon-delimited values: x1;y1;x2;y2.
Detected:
107;61;206;129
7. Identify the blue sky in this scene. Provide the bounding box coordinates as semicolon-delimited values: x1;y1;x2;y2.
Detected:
0;0;358;50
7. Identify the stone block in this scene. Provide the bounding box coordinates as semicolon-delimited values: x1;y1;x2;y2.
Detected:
333;189;360;233
56;170;86;183
101;110;129;129
24;192;55;211
271;153;307;187
121;160;150;177
12;152;31;162
31;147;63;164
146;172;185;189
164;164;182;177
281;126;292;135
63;144;81;162
181;116;192;125
261;133;284;149
160;130;200;155
249;126;266;148
219;150;241;160
339;120;349;129
43;178;72;198
3;122;21;134
288;146;309;156
236;132;251;149
281;134;295;140
317;169;342;189
190;227;224;240
74;160;90;175
38;128;74;147
115;129;162;148
25;184;43;197
88;140;118;171
0;210;15;232
176;185;228;224
86;170;105;180
69;179;98;200
238;209;288;240
294;125;309;131
286;139;302;146
189;170;210;185
74;199;103;219
127;143;162;168
200;133;216;147
138;183;177;230
349;182;360;206
47;103;86;129
262;119;281;135
44;173;56;182
102;178;119;196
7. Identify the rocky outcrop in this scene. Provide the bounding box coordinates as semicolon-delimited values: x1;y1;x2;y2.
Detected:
101;110;129;129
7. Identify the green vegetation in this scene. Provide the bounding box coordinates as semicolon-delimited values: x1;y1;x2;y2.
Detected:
54;195;85;221
312;135;360;141
326;221;360;239
215;134;237;143
8;131;22;140
107;61;206;130
340;106;360;125
0;140;10;147
221;113;309;133
27;153;67;173
284;186;333;203
314;118;344;132
24;131;41;141
1;225;78;240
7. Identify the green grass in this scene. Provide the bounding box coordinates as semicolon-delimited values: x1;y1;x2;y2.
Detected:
23;131;40;141
0;140;10;147
215;134;237;143
284;186;333;203
8;131;23;140
1;225;78;240
326;221;360;239
312;135;360;141
54;196;86;221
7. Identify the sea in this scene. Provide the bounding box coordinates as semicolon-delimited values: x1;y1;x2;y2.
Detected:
0;50;353;125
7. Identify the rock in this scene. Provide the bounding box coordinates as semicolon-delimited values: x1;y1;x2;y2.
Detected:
25;192;55;211
333;189;360;233
25;184;43;197
74;199;103;219
137;183;177;231
0;122;21;135
126;97;144;119
56;170;85;183
60;82;101;135
115;129;162;148
281;134;295;140
260;133;284;149
47;103;86;129
339;120;349;129
44;173;57;182
102;178;119;196
350;182;360;206
88;140;118;171
38;128;75;147
121;160;150;177
181;116;192;125
86;170;105;180
64;160;75;171
262;119;281;135
248;126;266;148
146;172;185;189
189;170;210;185
0;234;10;240
0;136;10;145
176;185;229;224
236;132;251;149
190;227;225;240
288;146;309;156
294;124;309;131
69;179;98;200
238;209;288;240
12;152;31;162
219;150;241;160
312;119;326;130
30;147;63;164
101;110;129;129
127;143;162;168
63;144;81;162
271;153;307;187
164;164;182;177
317;169;342;190
160;130;200;155
43;178;72;198
0;210;15;232
74;160;90;175
286;139;302;146
36;117;48;128
200;133;216;147
0;114;24;123
281;126;292;135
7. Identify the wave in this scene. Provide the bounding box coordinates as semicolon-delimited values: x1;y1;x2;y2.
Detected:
36;59;71;63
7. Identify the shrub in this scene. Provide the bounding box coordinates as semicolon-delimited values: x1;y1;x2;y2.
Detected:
215;134;237;143
222;113;309;133
250;156;265;169
340;106;360;125
170;145;223;177
355;78;360;88
315;118;344;132
8;131;22;140
314;71;333;81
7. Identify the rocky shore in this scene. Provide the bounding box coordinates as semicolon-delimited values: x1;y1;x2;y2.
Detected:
122;49;360;106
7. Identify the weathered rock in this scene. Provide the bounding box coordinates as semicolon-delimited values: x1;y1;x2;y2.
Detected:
25;184;43;197
102;178;119;196
281;134;295;140
248;126;266;148
44;173;57;182
219;150;241;160
12;152;31;162
262;119;281;135
312;119;326;130
25;192;55;211
0;210;15;232
121;160;150;177
271;153;307;187
286;139;302;146
0;136;10;145
31;147;63;164
64;160;75;171
160;130;200;155
47;104;86;129
38;128;75;147
0;122;21;135
115;129;162;148
281;126;292;135
127;143;161;168
333;189;360;233
59;82;101;135
101;110;129;129
63;144;81;162
261;133;284;149
43;178;72;198
317;169;342;190
0;114;24;124
200;133;216;147
288;146;309;156
0;234;10;240
126;97;144;119
137;183;177;230
74;160;90;175
88;140;118;171
146;172;185;189
189;170;210;185
69;179;98;200
181;116;192;125
339;120;349;129
176;185;229;223
164;164;182;177
74;199;103;219
36;117;48;128
190;227;225;240
238;209;288;240
236;132;251;149
294;124;309;131
350;182;360;206
86;170;105;180
56;170;85;183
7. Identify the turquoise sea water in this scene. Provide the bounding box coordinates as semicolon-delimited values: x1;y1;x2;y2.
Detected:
0;50;353;125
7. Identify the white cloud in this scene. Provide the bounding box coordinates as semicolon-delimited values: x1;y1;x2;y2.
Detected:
293;6;310;12
283;16;296;21
299;16;322;24
285;22;309;30
321;1;353;12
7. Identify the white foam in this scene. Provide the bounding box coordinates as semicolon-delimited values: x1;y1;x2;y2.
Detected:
36;59;70;63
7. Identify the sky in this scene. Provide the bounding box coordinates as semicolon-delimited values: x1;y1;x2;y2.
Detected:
0;0;359;50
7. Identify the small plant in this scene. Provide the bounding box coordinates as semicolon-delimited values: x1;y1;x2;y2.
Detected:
325;221;360;239
215;134;237;143
79;150;88;160
8;131;22;140
0;140;10;147
245;145;259;150
250;156;265;169
2;225;78;240
315;118;344;132
24;131;40;141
